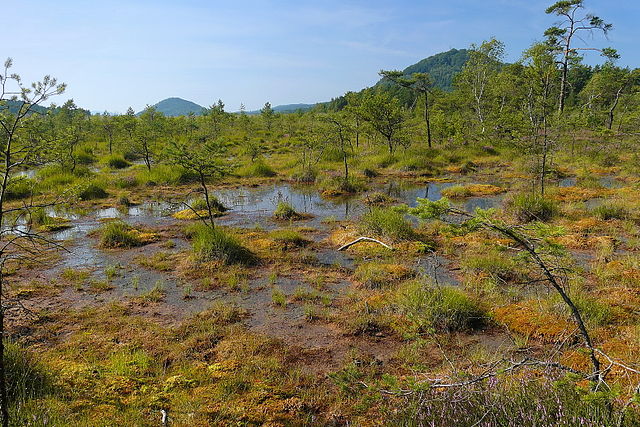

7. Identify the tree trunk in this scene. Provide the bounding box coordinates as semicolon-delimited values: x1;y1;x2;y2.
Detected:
424;91;432;148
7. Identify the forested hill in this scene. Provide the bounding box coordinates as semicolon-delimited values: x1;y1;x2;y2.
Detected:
319;48;470;111
140;97;205;117
1;99;49;115
377;48;469;92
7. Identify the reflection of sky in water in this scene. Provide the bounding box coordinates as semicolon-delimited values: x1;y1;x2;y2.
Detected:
3;182;506;237
559;176;621;189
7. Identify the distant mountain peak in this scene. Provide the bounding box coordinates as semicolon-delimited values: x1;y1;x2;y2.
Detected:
140;97;205;116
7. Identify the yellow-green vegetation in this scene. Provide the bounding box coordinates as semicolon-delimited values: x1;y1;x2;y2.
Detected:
268;228;310;249
188;223;256;265
508;193;558;222
361;206;416;241
99;221;144;248
272;201;302;220
5;8;640;424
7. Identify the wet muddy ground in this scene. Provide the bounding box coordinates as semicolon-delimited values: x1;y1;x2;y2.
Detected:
10;177;605;371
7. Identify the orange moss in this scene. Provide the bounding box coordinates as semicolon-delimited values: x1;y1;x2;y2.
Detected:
552;187;607;202
494;302;573;343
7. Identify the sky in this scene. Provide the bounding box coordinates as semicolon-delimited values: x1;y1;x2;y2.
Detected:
4;0;639;113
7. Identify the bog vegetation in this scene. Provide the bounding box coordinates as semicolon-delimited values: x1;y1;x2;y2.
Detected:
1;1;640;425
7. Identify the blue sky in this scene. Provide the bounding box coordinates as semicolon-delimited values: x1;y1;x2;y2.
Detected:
5;0;638;113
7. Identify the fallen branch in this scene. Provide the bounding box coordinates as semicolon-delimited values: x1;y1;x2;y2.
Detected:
338;237;393;251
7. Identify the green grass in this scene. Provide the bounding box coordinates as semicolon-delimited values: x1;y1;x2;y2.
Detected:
188;224;256;265
238;159;277;177
78;181;108;200
361;207;415;241
273;201;301;220
441;185;472;198
592;202;629;220
191;196;228;213
509;193;557;222
137;281;166;303
4;341;51;403
137;164;199;186
392;280;487;333
99;221;142;248
354;263;415;289
271;286;287;307
103;154;131;169
319;176;367;196
6;177;34;200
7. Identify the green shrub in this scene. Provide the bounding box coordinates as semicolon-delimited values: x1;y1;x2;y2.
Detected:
4;341;50;403
238;159;277;177
592;202;629;220
191;196;227;213
103;154;131;169
115;175;139;189
78;181;108;200
75;146;96;165
118;196;131;206
361;207;415;241
290;167;317;183
188;224;256;265
362;167;379;178
76;152;96;165
99;221;142;248
37;165;77;191
319;176;367;196
441;185;472;198
273;201;301;220
462;250;521;282
509;193;557;222
370;153;397;168
393;281;487;333
363;192;394;206
5;177;34;200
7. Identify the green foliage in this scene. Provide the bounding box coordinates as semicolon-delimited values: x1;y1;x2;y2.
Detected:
271;286;287;307
592;202;629;220
191;196;227;213
462;249;522;282
6;177;34;200
188;223;256;265
408;198;451;220
99;221;142;248
137;164;199;186
238;159;276;177
392;280;487;333
103;154;131;169
569;293;614;327
361;207;415;241
4;341;51;403
441;185;472;198
273;201;300;220
509;193;557;222
78;181;108;200
319;176;367;196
